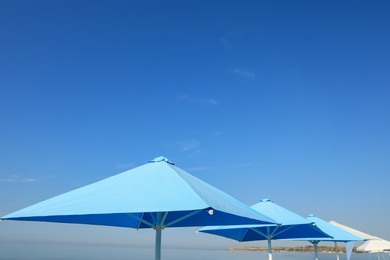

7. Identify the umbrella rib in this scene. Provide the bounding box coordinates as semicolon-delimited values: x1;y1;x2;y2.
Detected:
161;212;169;227
149;212;156;223
165;209;203;227
137;213;145;230
128;213;154;228
251;227;269;239
271;225;279;235
240;227;251;241
272;224;295;238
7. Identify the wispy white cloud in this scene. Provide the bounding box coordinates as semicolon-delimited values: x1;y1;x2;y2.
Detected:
177;95;219;106
219;31;240;49
0;175;38;183
204;97;218;105
289;68;304;75
178;139;201;152
214;131;223;136
177;94;190;101
219;33;232;48
232;68;256;80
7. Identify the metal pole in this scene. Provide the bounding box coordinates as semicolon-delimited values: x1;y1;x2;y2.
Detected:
155;228;162;260
314;242;319;260
155;212;163;260
335;242;339;260
267;237;273;260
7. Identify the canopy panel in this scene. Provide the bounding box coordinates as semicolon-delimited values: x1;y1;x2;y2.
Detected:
199;199;330;241
292;215;363;242
1;157;277;229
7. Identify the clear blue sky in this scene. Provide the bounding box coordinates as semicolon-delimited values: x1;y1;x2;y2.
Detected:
1;0;389;249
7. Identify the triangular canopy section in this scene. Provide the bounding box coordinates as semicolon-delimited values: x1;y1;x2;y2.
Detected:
1;157;279;260
303;215;363;242
292;215;364;260
1;157;277;229
199;199;330;260
199;199;330;241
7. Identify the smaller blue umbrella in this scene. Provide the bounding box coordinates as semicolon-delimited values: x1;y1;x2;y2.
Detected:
293;214;363;260
199;199;331;260
1;157;277;260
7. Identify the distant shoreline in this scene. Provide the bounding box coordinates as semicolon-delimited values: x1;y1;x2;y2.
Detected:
227;246;360;253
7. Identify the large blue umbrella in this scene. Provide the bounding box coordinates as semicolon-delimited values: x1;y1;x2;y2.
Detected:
199;199;331;260
1;157;277;260
294;214;363;260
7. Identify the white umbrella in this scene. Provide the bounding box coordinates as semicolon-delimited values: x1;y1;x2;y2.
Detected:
357;239;390;253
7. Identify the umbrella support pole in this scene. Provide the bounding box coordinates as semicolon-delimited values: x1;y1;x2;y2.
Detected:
267;238;273;260
335;242;339;260
312;242;319;260
155;229;162;260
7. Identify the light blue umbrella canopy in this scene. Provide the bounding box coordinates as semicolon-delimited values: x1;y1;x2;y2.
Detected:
293;214;363;260
302;215;363;242
199;199;331;260
1;157;277;260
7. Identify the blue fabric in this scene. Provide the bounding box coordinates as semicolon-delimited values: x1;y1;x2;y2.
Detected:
199;199;330;241
298;215;363;242
1;157;277;229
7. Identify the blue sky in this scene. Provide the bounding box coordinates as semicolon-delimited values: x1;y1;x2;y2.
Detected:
1;0;389;249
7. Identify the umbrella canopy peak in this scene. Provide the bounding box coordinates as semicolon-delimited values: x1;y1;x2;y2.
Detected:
149;156;174;165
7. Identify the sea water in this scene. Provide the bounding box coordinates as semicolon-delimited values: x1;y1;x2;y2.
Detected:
0;241;386;260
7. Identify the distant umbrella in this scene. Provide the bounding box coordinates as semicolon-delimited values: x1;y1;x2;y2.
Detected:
357;239;390;253
329;220;379;240
330;221;390;255
1;157;277;260
294;215;363;260
199;199;331;260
